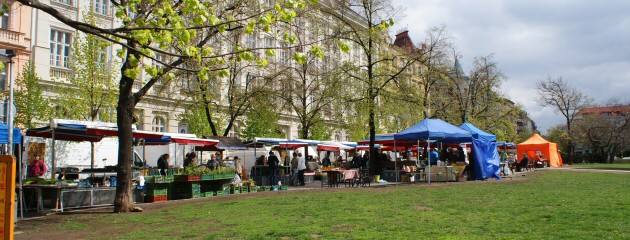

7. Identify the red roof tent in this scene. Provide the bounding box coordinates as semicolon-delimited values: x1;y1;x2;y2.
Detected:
317;144;341;151
143;133;219;146
86;127;165;139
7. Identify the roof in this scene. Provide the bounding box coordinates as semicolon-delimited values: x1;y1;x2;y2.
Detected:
394;118;473;143
393;30;419;53
453;58;467;78
517;134;552;145
459;123;496;142
578;105;630;116
195;136;247;151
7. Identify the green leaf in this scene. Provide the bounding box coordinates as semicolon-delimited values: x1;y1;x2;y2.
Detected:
265;49;276;57
336;41;351;53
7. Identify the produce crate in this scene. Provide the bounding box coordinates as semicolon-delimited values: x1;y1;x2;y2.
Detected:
247;185;258;192
239;186;248;193
271;185;281;191
173;182;201;199
280;185;288;191
145;195;168;203
215;191;225;196
201;174;215;181
145;183;169;196
224;173;236;179
144;176;155;183
222;184;231;191
203;192;214;197
175;175;201;182
163;175;174;183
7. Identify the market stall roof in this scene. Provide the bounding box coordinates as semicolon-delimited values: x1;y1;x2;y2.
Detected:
0;122;22;144
194;136;248;151
317;141;353;151
357;134;412;146
339;141;358;147
279;139;309;149
144;133;218;146
26;119;165;142
394;118;473;143
294;139;322;146
459;123;497;142
26;119;118;142
243;137;288;147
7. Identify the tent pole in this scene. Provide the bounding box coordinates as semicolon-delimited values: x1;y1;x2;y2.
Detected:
254;138;257;166
427;138;431;185
142;140;146;168
394;140;397;183
19;142;23;220
52;127;56;180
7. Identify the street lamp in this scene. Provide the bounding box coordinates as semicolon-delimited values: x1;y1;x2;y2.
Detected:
2;49;15;156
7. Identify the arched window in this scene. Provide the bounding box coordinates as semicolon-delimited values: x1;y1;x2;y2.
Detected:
152;116;166;132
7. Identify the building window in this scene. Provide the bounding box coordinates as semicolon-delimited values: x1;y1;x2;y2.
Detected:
152;116;166;132
51;0;73;6
0;64;6;91
50;29;72;68
94;0;109;16
0;8;9;30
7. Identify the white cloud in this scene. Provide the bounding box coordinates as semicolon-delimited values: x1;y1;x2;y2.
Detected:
392;0;630;133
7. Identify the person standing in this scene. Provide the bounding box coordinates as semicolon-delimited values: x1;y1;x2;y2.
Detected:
234;156;243;177
28;154;47;178
290;152;299;185
207;154;217;170
429;148;439;166
297;153;307;186
157;154;170;176
267;151;279;185
322;152;332;167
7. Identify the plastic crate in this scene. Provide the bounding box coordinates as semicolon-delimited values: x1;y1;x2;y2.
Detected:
247;186;258;192
280;185;288;191
215;191;225;196
145;195;168;203
163;175;174;183
222;184;231;191
201;174;215;181
145;183;169;196
175;175;201;182
144;176;155;183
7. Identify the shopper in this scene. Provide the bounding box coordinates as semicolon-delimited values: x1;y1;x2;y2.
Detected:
297;153;306;186
267;151;280;185
28;154;47;178
157;154;170;175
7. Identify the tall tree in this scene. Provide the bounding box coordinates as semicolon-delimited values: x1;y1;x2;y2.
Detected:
536;76;592;164
322;0;417;175
15;0;314;212
573;101;630;163
11;62;53;128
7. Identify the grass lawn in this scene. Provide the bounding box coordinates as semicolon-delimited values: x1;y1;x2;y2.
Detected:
569;163;630;171
16;171;630;240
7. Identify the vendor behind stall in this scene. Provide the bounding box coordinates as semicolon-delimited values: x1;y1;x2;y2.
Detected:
28;154;47;178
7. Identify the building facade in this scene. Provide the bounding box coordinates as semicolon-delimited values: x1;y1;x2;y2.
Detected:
0;0;31;98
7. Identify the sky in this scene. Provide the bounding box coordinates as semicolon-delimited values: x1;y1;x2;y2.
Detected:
390;0;630;134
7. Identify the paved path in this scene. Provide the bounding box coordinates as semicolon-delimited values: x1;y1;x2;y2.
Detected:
545;167;630;174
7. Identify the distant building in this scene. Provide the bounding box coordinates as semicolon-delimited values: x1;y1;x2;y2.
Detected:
0;1;31;92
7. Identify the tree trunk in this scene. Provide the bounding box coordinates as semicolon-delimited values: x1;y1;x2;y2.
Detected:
204;103;218;136
566;118;573;165
368;97;377;177
114;47;138;213
90;142;95;178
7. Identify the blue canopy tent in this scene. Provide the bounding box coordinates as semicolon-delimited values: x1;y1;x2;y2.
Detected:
0;122;22;144
394;118;473;183
459;123;500;180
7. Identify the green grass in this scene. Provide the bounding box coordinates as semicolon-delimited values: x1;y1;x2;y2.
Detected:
29;171;630;239
570;163;630;171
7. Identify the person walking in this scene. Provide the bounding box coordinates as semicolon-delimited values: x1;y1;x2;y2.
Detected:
157;154;170;175
297;152;307;186
267;151;280;185
28;154;47;178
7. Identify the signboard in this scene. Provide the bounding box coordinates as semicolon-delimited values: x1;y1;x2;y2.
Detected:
178;124;188;134
0;155;15;239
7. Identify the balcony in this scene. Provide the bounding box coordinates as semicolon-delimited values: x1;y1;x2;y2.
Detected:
0;28;28;49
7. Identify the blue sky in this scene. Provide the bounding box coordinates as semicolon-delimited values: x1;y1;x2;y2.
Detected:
391;0;630;133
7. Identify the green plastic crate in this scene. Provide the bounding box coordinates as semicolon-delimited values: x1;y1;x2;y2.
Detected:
201;174;215;181
281;185;288;191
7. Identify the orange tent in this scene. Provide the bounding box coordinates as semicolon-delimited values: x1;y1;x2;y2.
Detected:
516;134;563;167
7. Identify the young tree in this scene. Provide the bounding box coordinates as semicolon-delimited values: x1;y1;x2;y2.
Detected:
11;62;53;128
536;76;592;164
15;0;315;212
241;95;283;140
52;10;119;173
